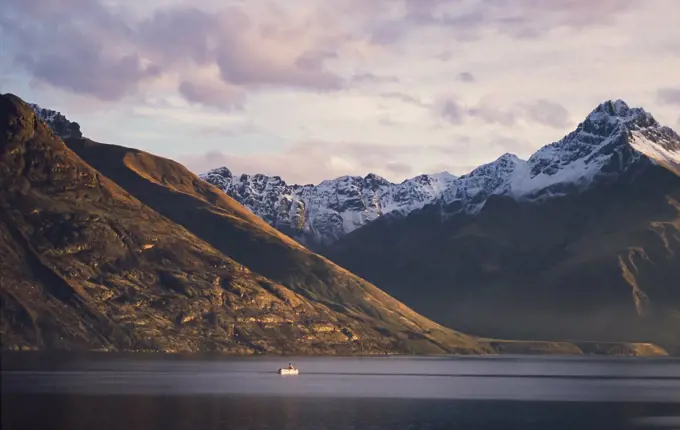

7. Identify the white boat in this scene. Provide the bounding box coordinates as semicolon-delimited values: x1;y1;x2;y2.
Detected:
278;367;299;375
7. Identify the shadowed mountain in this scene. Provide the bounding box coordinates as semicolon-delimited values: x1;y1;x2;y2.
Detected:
325;101;680;354
0;93;485;354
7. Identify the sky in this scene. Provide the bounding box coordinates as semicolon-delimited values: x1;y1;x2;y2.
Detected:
1;0;679;184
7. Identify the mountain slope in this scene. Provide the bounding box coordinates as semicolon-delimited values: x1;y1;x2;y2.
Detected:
0;93;485;354
325;101;680;354
201;168;456;247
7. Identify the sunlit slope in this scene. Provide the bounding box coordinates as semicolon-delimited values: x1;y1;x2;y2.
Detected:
0;93;484;354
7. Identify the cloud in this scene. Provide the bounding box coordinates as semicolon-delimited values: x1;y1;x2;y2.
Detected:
0;0;645;107
2;0;160;101
361;0;638;45
435;51;453;61
180;132;542;184
22;53;161;101
485;136;537;157
657;88;680;105
467;101;518;126
2;1;346;105
385;161;413;176
437;97;571;128
378;114;397;126
351;73;400;84
457;72;475;83
197;122;259;137
380;92;428;107
181;140;456;183
216;47;342;90
440;99;465;124
520;99;571;128
509;0;636;27
178;80;245;110
438;97;514;126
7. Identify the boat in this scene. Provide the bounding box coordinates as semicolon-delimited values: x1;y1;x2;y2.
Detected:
278;364;299;375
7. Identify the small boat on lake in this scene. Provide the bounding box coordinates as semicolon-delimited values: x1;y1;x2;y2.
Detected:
278;363;299;375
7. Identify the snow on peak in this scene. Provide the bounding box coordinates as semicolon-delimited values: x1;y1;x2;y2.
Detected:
442;152;523;211
439;100;677;212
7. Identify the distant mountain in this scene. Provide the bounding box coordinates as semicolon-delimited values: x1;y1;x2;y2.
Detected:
0;93;485;354
202;169;456;247
324;100;680;354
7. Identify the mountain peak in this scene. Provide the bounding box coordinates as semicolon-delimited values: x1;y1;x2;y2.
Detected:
1;93;33;135
206;166;233;178
585;99;656;128
497;152;522;163
0;93;64;146
595;99;630;116
363;172;391;184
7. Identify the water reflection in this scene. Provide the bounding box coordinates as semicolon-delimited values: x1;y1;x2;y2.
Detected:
2;354;680;430
4;394;679;430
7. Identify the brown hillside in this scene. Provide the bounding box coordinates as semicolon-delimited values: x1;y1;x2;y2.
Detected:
0;93;484;354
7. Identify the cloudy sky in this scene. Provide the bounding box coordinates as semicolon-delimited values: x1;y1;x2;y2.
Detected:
2;0;679;184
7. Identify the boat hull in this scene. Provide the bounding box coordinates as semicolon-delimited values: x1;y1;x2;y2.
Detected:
278;368;299;375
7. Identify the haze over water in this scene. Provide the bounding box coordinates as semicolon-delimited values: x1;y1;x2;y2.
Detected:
2;354;680;430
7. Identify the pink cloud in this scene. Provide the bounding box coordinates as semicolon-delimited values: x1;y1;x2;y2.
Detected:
2;1;347;106
658;88;680;106
178;80;245;110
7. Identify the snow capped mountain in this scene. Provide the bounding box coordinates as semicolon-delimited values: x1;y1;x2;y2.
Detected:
201;168;457;246
205;99;679;245
440;99;680;215
29;103;82;139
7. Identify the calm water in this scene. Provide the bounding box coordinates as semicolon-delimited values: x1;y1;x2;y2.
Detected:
2;354;680;430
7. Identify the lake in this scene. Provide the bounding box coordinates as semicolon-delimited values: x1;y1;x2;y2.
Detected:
2;354;680;430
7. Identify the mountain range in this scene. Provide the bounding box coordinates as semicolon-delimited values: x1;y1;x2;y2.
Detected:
204;100;680;249
205;99;680;354
201;168;456;247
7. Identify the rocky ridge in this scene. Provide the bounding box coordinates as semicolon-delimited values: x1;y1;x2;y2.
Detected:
29;103;82;139
201;169;456;247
